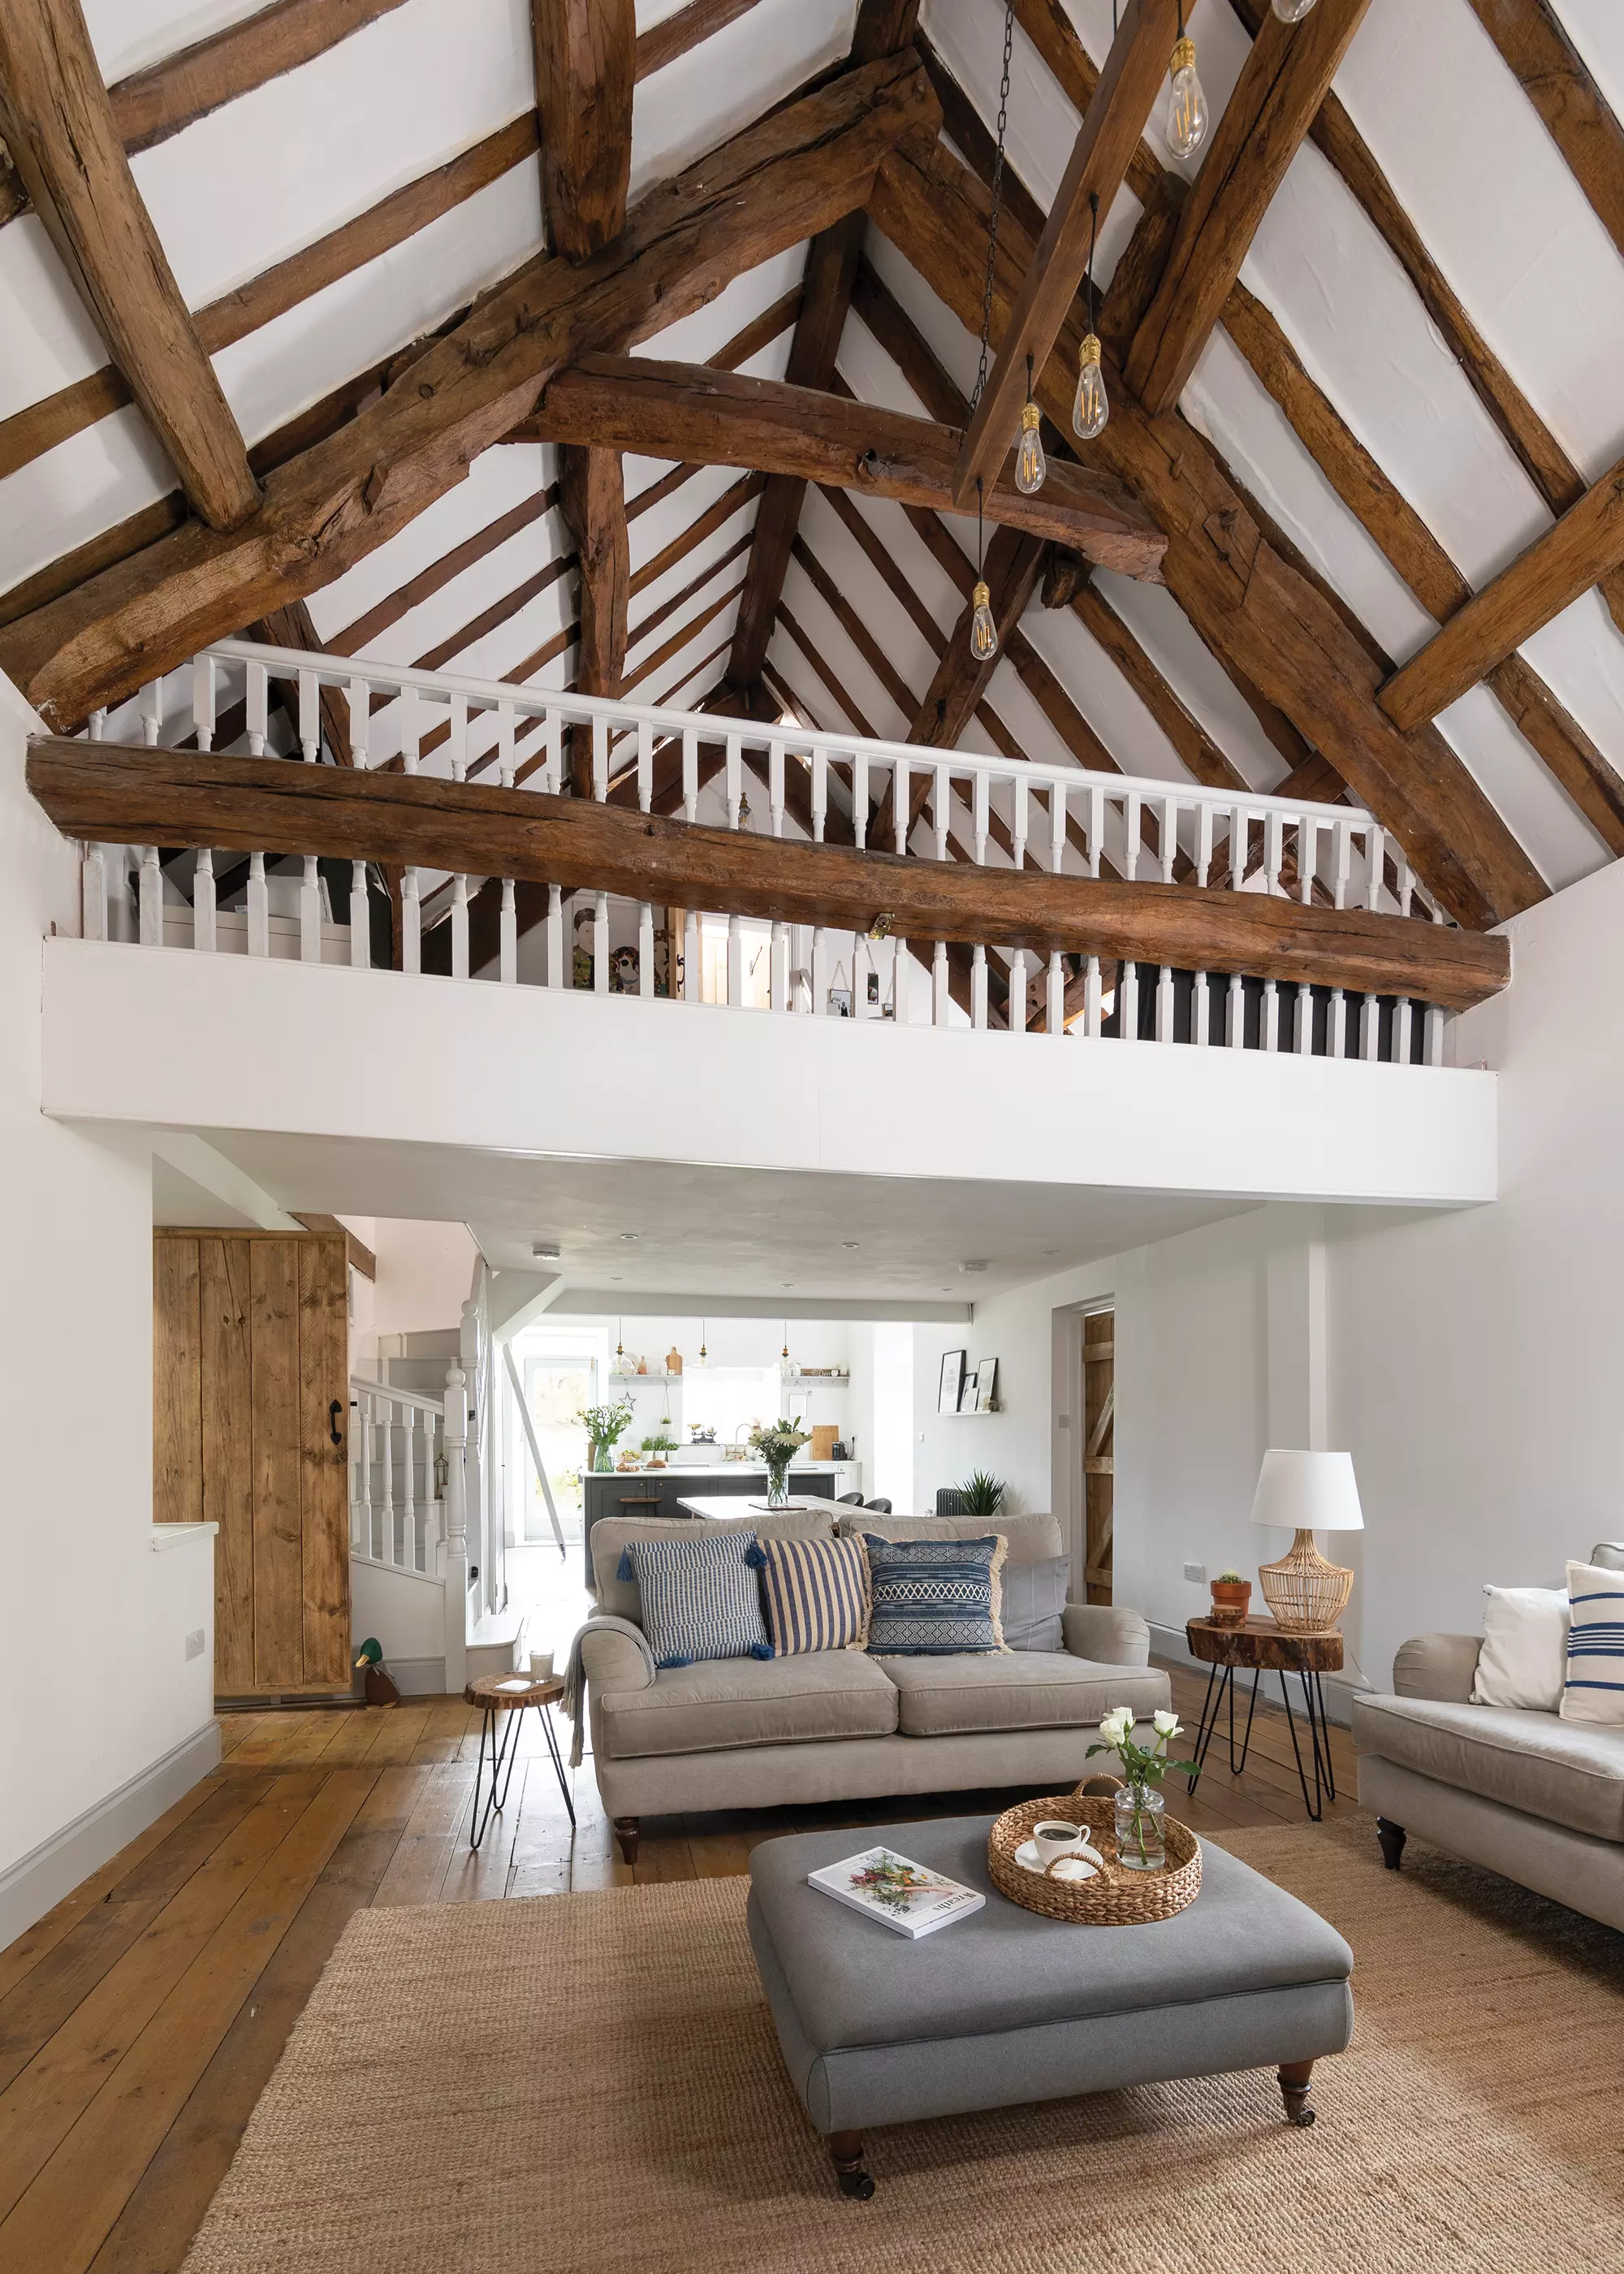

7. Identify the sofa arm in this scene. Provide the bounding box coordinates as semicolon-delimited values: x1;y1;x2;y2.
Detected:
1393;1633;1481;1703
1063;1602;1151;1667
580;1624;655;1693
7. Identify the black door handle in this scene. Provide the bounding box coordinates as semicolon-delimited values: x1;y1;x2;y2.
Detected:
329;1399;343;1446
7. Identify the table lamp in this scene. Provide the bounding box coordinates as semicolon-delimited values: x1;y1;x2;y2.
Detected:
1250;1449;1363;1633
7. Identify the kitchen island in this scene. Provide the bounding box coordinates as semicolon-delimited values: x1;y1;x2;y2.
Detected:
581;1461;860;1581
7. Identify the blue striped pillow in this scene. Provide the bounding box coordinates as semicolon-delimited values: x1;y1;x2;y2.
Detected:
750;1535;870;1655
623;1531;772;1670
862;1533;1009;1656
1561;1559;1624;1724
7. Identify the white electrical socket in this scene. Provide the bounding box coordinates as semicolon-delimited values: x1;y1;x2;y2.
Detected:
1183;1563;1207;1584
185;1628;206;1661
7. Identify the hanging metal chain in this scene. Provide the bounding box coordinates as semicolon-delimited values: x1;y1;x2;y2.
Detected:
970;0;1016;414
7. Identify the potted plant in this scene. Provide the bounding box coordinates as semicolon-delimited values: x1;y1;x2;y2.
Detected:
1209;1570;1251;1626
1088;1709;1198;1873
748;1418;811;1507
577;1397;633;1474
641;1433;677;1470
956;1469;1006;1517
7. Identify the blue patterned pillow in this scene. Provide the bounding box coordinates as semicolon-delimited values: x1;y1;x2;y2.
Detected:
862;1533;1008;1656
621;1531;772;1669
749;1534;870;1654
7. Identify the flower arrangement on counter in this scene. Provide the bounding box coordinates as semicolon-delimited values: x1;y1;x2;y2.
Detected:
748;1418;811;1507
577;1398;634;1474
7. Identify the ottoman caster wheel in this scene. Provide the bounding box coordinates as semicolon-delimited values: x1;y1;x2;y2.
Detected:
1286;2103;1316;2129
1277;2060;1316;2129
829;2131;874;2200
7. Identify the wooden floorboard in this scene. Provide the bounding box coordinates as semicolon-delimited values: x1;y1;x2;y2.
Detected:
1;1664;1365;2272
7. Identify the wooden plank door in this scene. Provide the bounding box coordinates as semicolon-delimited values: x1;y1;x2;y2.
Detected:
154;1231;351;1696
1082;1308;1114;1606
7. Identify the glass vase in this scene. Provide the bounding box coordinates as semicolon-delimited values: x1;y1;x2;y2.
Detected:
592;1441;615;1473
1114;1785;1166;1872
764;1463;791;1508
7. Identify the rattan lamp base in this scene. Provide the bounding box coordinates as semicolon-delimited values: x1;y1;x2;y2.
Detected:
1257;1528;1353;1634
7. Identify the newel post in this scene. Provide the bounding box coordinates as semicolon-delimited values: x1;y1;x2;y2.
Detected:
443;1363;469;1695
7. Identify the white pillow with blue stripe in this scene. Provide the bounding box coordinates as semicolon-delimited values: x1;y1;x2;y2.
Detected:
1561;1559;1624;1724
620;1530;772;1670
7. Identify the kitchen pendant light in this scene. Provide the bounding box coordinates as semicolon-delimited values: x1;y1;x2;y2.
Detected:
1167;4;1209;161
1272;0;1317;17
1014;354;1046;495
1073;192;1109;442
696;1318;709;1368
970;479;998;662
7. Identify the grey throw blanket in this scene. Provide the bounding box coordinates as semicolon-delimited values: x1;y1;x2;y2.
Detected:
559;1615;657;1768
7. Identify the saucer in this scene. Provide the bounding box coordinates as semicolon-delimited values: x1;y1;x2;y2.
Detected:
1014;1839;1100;1878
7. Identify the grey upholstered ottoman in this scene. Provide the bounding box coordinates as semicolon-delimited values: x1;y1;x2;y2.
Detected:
747;1814;1354;2197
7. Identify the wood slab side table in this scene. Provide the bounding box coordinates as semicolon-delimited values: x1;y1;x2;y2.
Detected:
1184;1616;1344;1822
463;1672;575;1850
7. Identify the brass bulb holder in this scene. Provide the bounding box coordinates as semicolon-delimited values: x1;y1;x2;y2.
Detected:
1078;332;1103;370
1020;399;1041;433
1257;1528;1354;1634
1172;33;1196;73
972;578;991;609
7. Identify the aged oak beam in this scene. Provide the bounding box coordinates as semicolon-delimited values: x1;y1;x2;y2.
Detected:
728;0;921;689
1379;452;1624;733
0;50;939;732
869;133;1546;929
1125;0;1373;417
1462;0;1624;265
532;358;1167;574
950;0;1178;508
558;445;631;793
26;738;1511;1012
0;0;260;531
533;0;636;260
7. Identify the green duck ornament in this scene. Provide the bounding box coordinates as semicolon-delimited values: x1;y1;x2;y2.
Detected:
354;1636;400;1709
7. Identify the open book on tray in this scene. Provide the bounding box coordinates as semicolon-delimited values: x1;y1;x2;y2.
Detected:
807;1847;985;1939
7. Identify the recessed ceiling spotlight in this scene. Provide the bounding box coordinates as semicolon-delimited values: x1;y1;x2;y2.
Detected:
611;1275;623;1282
532;1241;560;1260
618;1232;639;1242
782;1282;794;1289
959;1260;989;1274
842;1240;859;1250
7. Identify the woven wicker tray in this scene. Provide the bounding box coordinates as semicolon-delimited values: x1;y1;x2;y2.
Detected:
986;1790;1202;1925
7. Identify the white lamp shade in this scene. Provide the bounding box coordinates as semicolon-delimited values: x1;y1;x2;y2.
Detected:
1250;1449;1363;1533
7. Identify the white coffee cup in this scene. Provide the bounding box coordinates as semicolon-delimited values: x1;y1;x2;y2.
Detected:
1031;1819;1088;1867
529;1648;555;1680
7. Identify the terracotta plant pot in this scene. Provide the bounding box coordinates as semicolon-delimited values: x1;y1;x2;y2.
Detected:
1209;1579;1252;1628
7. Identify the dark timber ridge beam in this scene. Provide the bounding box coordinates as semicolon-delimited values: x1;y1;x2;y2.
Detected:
0;0;259;531
727;0;921;689
26;739;1511;1014
0;49;939;733
533;0;635;260
531;359;1167;575
949;0;1178;507
867;134;1546;930
1124;0;1373;417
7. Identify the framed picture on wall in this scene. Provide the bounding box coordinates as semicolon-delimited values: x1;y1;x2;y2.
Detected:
938;1350;966;1414
958;1371;980;1414
974;1358;999;1413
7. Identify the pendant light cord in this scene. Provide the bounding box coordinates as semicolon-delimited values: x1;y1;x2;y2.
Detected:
970;1;1016;413
976;477;986;577
1086;192;1099;335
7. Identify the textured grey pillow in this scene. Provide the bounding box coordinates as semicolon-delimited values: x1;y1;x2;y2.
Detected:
1000;1554;1070;1652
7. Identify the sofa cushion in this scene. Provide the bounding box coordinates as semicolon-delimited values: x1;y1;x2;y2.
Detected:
594;1650;900;1760
1002;1554;1070;1652
863;1533;1008;1655
1351;1691;1624;1842
879;1652;1170;1738
623;1530;771;1670
592;1510;833;1619
839;1511;1063;1565
1562;1559;1624;1725
754;1534;870;1655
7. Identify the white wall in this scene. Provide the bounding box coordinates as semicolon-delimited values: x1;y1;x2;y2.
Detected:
0;677;218;1948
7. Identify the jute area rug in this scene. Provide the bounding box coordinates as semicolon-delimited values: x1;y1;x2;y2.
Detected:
184;1815;1624;2274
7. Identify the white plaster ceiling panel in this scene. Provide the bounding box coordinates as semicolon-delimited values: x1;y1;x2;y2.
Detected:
627;543;745;672
1017;603;1182;786
628;0;851;205
344;488;559;670
767;622;851;733
1522;593;1624;766
1334;0;1624;482
1555;0;1624;118
128;0;533;310
838;293;938;422
1086;571;1286;793
0;409;174;595
780;551;909;741
800;483;939;704
82;0;270;84
633;494;759;620
1432;683;1609;894
637;604;742;709
0;218;112;416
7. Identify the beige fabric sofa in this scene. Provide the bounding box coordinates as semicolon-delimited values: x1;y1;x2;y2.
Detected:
580;1506;1170;1864
1353;1541;1624;1932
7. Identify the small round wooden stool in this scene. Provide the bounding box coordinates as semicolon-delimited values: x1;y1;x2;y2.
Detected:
463;1671;574;1851
1184;1616;1345;1822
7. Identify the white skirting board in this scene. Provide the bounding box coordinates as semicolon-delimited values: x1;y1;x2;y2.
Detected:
388;1640;520;1696
0;1719;222;1955
1147;1620;1367;1730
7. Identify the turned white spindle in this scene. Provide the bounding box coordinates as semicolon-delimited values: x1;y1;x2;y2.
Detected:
543;711;562;793
974;770;990;867
499;703;517;790
500;881;518;984
402;1405;417;1570
639;902;654;998
1194;971;1211;1046
192;655;215;750
934;765;951;863
300;858;322;962
348;676;369;770
451;875;470;979
1296;983;1312;1055
682;728;698;823
140;681;163;746
594;892;610;994
933;940;950;1027
769;740;785;838
1227;969;1245;1049
1161;796;1179;887
546;884;564;987
1157;963;1175;1042
1330;989;1347;1059
1084;955;1103;1036
893;757;909;854
1120;960;1139;1041
1051;782;1068;875
1395;996;1414;1064
852;752;869;850
1263;978;1279;1052
1007;949;1027;1036
246;851;268;957
349;862;370;968
1012;778;1028;874
810;750;827;845
1047;952;1065;1036
401;869;421;975
725;733;743;829
292;670;316;762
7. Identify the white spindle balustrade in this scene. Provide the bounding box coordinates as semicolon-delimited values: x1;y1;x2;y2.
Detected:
349;1376;448;1578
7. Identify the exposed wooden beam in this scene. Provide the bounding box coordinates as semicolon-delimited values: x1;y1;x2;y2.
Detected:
1125;0;1372;416
1462;0;1624;263
1224;0;1624;642
533;0;636;262
727;0;920;688
870;132;1546;927
631;471;767;599
1069;581;1249;795
1380;452;1624;733
0;0;259;530
292;1213;376;1280
634;0;764;81
558;445;630;790
789;537;918;725
0;50;939;731
909;526;1047;749
30;737;1512;1011
950;0;1178;507
533;357;1167;573
1008;0;1164;205
775;607;882;742
1222;278;1624;850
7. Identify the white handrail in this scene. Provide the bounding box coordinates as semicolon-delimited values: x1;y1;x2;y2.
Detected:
348;1372;444;1416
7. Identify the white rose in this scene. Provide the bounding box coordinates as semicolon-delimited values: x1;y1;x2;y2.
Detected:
1153;1710;1181;1738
